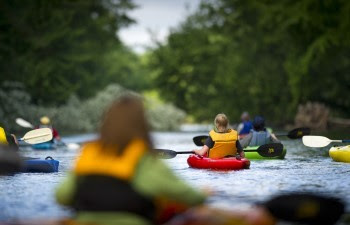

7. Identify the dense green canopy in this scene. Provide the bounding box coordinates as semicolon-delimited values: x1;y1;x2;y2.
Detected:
0;0;150;105
149;0;350;123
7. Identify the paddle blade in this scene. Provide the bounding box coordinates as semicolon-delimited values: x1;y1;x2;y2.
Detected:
21;128;53;144
154;149;177;159
302;136;331;148
193;135;208;146
262;193;344;225
256;143;284;157
15;118;34;128
287;127;311;139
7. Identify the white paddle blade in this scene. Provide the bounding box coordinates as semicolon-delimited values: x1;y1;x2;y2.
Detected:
21;128;53;144
302;135;331;147
16;118;34;128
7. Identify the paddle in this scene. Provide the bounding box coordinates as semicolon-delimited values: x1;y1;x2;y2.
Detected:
193;127;311;146
154;149;194;159
260;192;344;225
302;135;350;148
15;118;34;128
154;143;283;159
193;135;208;146
245;143;284;158
276;127;311;139
16;117;80;150
18;128;53;144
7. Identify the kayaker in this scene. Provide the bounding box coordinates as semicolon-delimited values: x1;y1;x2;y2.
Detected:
239;116;280;148
193;113;245;159
0;126;19;150
38;116;61;143
55;96;207;225
237;111;253;137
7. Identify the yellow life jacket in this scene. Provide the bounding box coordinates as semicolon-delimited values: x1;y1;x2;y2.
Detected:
74;139;146;180
0;127;9;145
208;129;238;159
72;139;191;223
72;139;157;221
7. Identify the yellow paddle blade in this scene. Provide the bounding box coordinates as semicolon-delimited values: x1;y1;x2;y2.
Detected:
20;128;53;144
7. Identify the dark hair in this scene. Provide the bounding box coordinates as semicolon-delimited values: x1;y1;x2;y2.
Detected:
99;95;153;156
253;116;265;131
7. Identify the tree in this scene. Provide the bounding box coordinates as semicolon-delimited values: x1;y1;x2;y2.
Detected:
0;0;136;105
149;0;350;123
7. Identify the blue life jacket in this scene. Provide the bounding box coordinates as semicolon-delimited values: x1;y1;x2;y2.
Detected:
239;121;253;135
249;130;271;146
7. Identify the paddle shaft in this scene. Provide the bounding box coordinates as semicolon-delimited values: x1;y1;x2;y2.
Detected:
176;151;194;154
18;133;50;141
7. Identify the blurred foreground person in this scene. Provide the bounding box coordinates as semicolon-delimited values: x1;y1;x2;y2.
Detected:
55;96;207;225
0;144;22;175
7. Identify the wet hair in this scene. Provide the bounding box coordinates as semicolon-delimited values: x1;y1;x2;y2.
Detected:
253;116;265;131
214;113;229;132
99;95;153;156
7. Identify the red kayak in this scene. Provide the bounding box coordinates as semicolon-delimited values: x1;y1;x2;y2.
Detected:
187;155;250;170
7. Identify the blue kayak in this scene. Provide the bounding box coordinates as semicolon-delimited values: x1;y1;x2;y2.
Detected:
22;156;59;173
32;142;56;150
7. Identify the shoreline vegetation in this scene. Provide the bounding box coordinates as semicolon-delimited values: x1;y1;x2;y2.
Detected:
0;82;186;135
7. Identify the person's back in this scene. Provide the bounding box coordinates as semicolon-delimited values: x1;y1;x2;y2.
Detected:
194;114;245;159
249;129;271;146
239;116;280;148
55;96;206;225
237;112;253;136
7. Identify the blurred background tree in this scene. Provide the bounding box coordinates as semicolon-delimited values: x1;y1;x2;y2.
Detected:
149;0;350;124
0;0;349;132
0;0;142;105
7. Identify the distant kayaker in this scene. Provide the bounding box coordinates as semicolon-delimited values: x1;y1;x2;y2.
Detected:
38;116;61;143
193;113;245;159
0;127;19;150
237;111;253;138
239;116;280;148
55;96;207;225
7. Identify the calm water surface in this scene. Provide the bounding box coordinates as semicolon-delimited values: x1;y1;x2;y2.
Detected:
0;132;349;224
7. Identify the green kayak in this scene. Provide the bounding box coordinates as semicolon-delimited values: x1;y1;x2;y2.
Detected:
244;145;286;160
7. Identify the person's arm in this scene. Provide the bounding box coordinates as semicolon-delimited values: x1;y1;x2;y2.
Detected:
237;123;244;134
52;128;61;141
134;155;207;206
236;141;245;158
6;134;19;150
270;133;280;143
239;133;252;148
193;136;213;156
193;145;209;156
55;172;77;206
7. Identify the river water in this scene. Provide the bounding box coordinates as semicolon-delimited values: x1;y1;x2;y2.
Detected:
0;131;349;224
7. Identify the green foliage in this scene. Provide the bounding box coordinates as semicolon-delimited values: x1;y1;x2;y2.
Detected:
0;82;186;134
0;0;140;105
149;0;350;123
